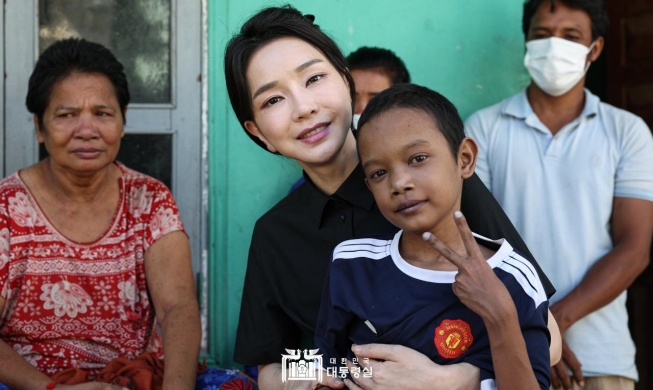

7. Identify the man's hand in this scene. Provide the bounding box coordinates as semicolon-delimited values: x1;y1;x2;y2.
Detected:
549;340;583;390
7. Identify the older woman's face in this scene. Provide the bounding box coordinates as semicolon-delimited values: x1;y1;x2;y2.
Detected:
37;72;125;175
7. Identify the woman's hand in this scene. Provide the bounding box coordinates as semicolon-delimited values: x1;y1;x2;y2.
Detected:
257;363;345;390
344;344;479;390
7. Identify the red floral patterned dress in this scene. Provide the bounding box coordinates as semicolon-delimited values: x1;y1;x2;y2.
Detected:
0;163;184;375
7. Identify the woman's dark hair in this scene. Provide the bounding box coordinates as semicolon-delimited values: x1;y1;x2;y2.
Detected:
347;47;411;84
26;38;130;127
522;0;608;41
224;5;356;153
357;83;465;160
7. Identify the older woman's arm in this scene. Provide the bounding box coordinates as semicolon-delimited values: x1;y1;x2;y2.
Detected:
0;299;54;390
0;299;129;390
145;231;201;390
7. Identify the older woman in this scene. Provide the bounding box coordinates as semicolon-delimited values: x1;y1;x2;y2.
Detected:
0;39;254;390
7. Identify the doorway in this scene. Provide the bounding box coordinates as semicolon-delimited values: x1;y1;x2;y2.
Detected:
605;0;653;389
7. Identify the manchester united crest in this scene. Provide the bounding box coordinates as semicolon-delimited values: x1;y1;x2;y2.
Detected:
434;319;473;359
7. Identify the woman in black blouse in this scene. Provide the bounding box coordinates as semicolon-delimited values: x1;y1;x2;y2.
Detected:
224;6;560;390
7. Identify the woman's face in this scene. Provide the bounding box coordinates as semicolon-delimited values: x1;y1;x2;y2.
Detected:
37;72;125;175
244;37;352;166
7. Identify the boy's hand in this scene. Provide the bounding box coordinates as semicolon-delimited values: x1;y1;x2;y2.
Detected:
421;211;513;322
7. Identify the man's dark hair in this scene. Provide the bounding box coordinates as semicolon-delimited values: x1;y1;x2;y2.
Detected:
522;0;608;41
347;47;411;85
357;83;464;159
26;38;130;127
224;5;356;153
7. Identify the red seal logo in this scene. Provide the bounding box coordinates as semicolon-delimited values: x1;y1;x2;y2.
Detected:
434;319;473;359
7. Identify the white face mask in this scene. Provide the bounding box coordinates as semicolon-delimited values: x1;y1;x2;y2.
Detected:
352;114;361;130
524;37;595;97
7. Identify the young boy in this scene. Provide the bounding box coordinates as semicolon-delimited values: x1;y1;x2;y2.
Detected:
315;84;550;390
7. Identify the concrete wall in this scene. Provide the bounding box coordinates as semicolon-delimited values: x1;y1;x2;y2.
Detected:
207;0;529;366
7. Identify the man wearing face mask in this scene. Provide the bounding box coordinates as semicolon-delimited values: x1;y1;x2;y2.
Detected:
347;46;411;129
466;1;653;389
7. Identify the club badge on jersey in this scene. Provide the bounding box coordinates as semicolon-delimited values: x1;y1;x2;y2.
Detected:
434;319;474;359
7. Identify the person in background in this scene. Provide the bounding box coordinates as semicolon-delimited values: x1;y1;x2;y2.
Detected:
290;46;410;192
347;46;411;127
465;1;653;389
0;38;254;390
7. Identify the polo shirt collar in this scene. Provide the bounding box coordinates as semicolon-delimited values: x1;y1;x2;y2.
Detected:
303;163;375;228
502;87;600;121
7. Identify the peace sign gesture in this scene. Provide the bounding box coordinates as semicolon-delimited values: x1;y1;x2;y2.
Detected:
423;211;545;390
421;211;514;322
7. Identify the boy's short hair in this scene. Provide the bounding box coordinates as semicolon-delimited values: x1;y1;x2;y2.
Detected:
357;83;465;159
522;0;608;41
346;47;411;84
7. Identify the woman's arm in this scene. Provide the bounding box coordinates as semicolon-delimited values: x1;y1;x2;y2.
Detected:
0;312;54;390
145;231;201;390
0;298;128;390
548;311;562;366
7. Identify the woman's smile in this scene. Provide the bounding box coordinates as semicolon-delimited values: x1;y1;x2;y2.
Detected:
297;123;330;143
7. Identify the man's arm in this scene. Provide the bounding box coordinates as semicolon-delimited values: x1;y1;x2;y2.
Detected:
550;197;653;333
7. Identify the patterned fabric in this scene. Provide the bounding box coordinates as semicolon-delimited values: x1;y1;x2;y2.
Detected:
0;162;184;376
196;367;258;390
0;368;258;390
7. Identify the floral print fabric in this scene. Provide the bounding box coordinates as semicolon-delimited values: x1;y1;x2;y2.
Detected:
0;163;184;375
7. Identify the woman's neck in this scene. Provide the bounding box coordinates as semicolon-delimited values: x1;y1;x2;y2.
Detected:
38;159;119;204
300;130;359;195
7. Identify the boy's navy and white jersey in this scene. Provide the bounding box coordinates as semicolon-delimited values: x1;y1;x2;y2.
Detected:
315;231;551;390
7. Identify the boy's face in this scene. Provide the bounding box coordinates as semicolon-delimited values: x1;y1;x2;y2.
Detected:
358;107;476;235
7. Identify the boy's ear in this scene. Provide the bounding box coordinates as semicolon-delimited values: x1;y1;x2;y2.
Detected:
244;120;278;153
457;137;478;179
